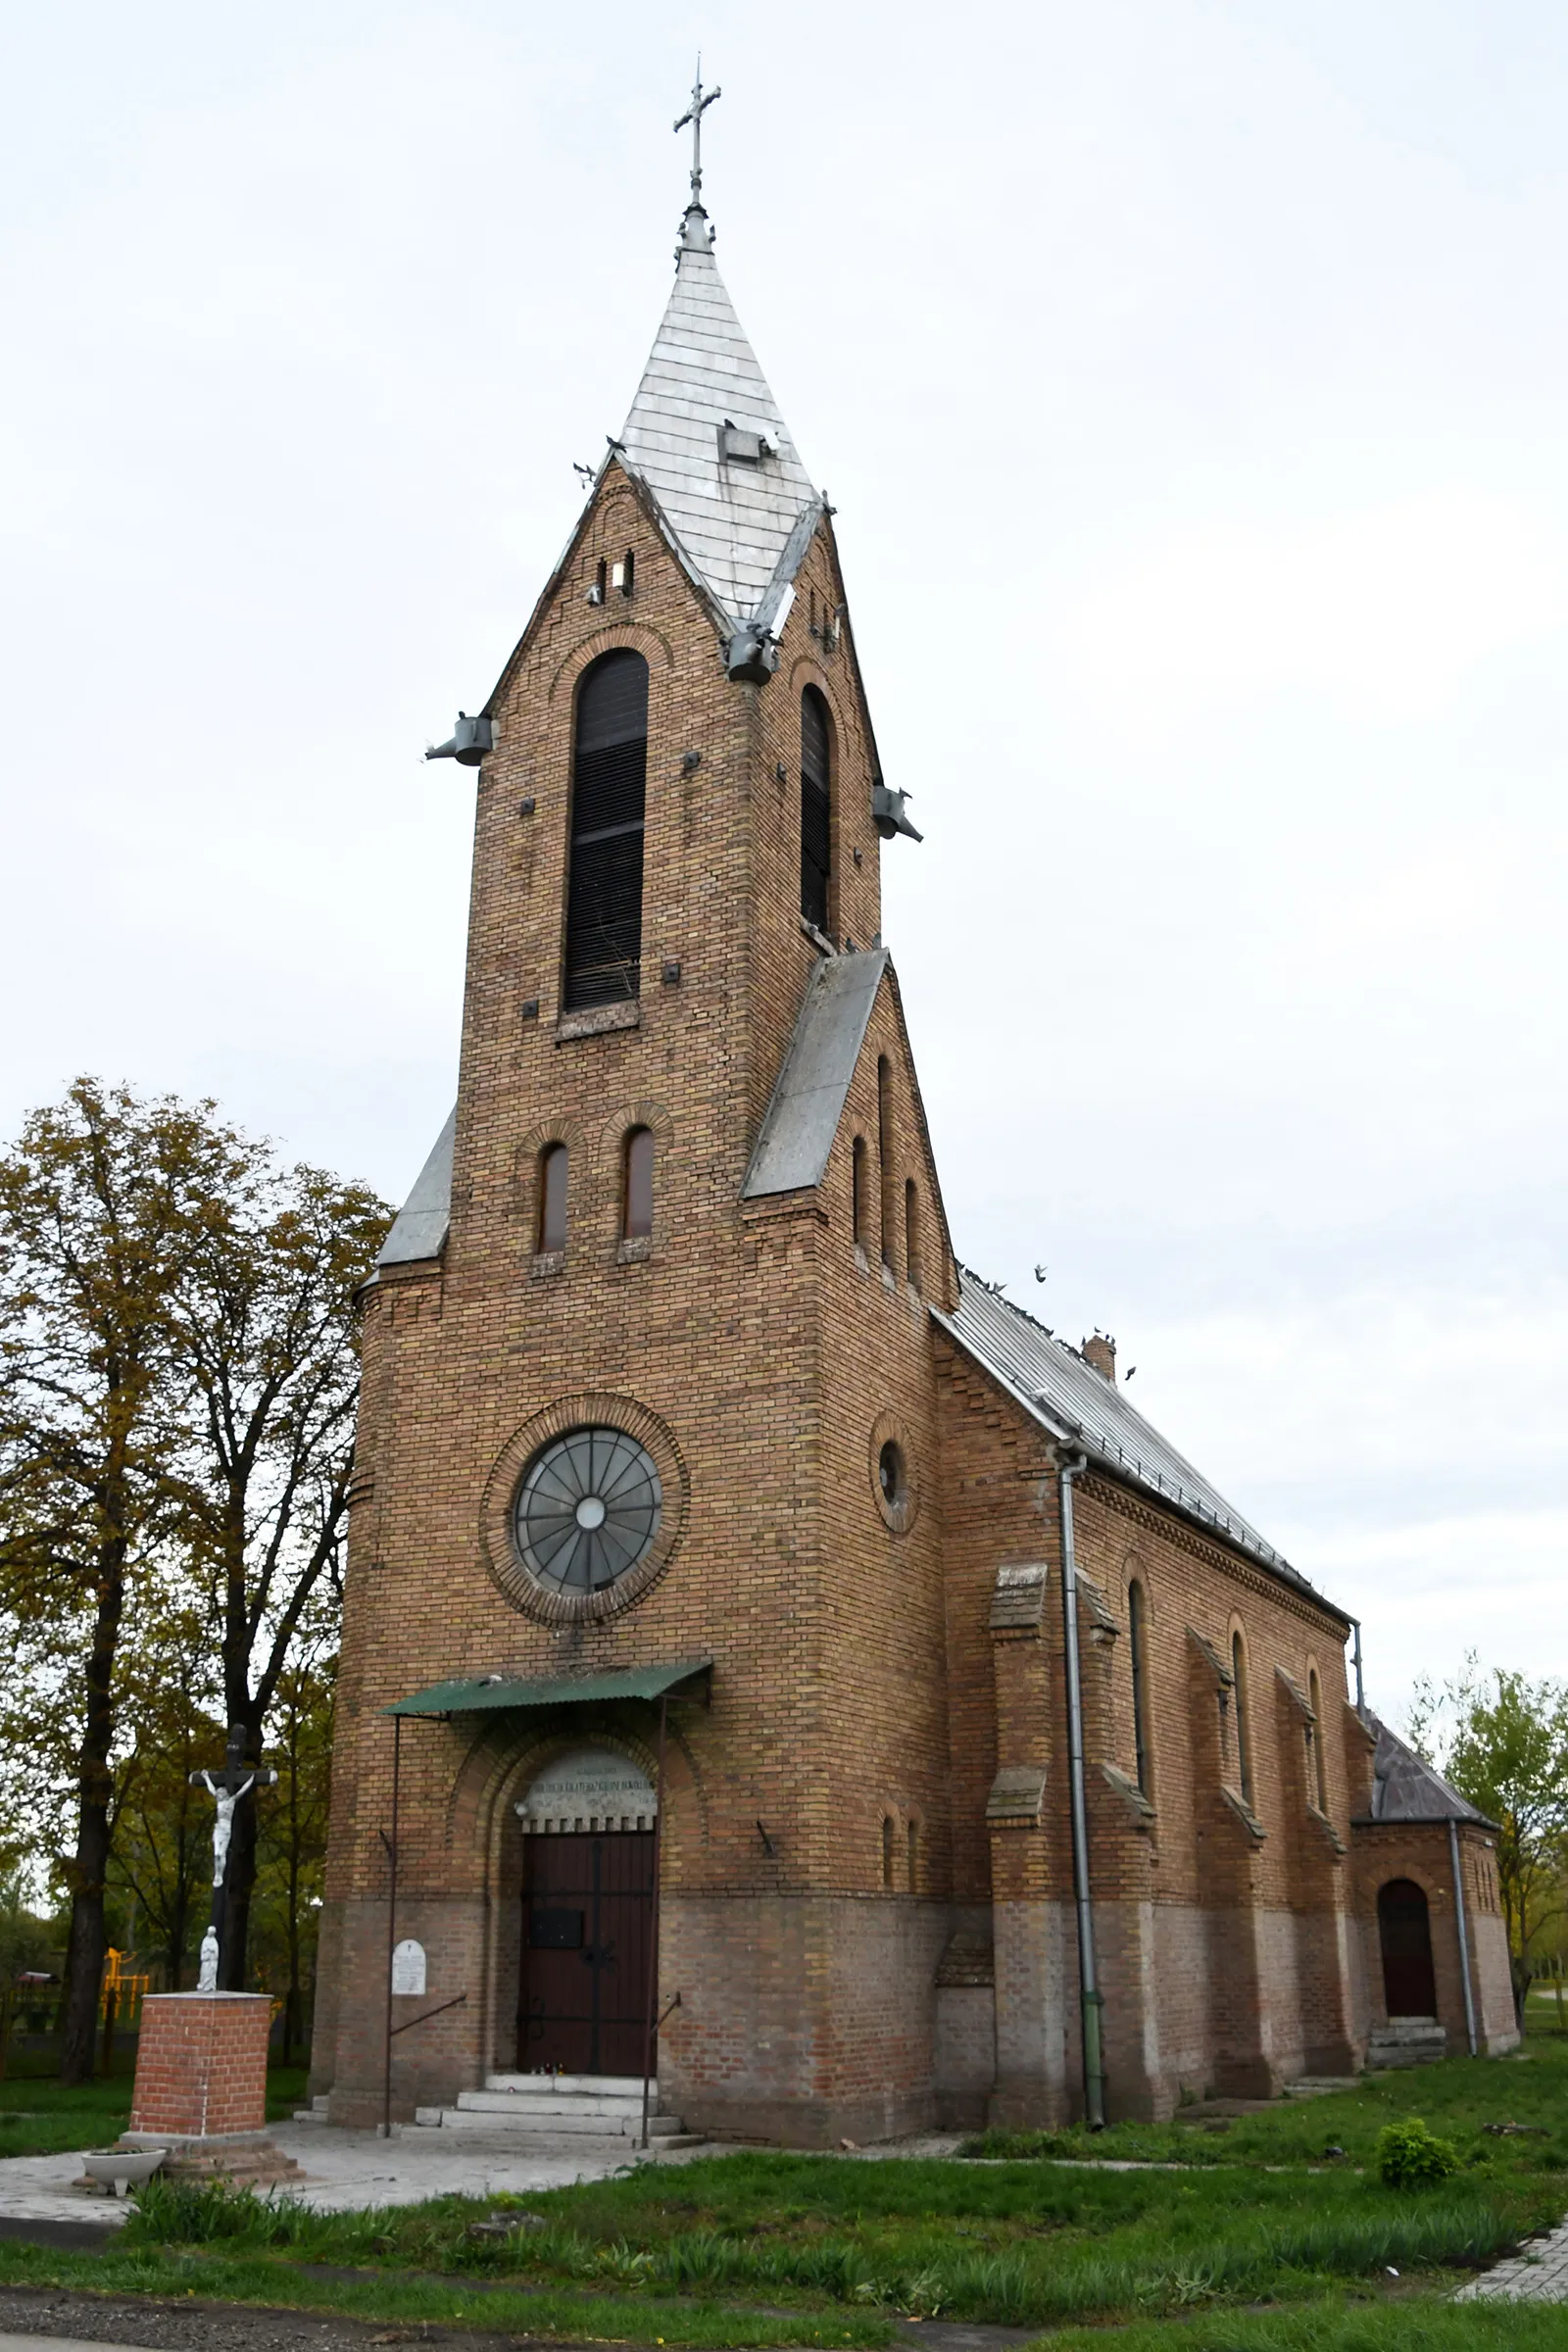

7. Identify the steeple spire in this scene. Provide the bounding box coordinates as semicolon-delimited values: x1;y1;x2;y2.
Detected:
672;59;721;252
612;76;820;637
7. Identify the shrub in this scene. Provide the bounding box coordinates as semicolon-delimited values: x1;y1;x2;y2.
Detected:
1377;2117;1460;2187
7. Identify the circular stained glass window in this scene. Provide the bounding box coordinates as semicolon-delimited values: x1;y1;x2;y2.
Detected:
513;1427;662;1595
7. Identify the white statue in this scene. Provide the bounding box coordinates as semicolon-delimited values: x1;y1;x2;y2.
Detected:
195;1766;258;1889
197;1925;220;1992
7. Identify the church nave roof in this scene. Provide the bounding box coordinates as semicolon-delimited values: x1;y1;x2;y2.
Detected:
939;1271;1345;1616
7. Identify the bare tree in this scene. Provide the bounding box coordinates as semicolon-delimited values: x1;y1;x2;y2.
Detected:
171;1159;388;1984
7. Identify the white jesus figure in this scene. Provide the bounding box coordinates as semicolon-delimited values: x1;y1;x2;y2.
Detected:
196;1768;258;1889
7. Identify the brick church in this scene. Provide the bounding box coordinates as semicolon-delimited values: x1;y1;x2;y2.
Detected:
314;114;1516;2141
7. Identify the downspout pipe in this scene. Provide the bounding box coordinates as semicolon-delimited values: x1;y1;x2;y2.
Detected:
1348;1618;1366;1721
1059;1451;1107;2131
1448;1817;1479;2058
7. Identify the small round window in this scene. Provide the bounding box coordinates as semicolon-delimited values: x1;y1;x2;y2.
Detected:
514;1427;662;1594
878;1441;906;1508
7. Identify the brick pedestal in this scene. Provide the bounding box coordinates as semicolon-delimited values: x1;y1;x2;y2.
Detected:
127;1992;271;2138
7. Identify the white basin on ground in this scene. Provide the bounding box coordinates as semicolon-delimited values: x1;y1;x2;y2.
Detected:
80;2149;168;2196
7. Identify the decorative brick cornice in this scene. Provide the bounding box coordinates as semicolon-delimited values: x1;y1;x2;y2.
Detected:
1089;1474;1344;1633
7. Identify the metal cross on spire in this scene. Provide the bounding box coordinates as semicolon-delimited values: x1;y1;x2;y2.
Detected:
673;58;720;213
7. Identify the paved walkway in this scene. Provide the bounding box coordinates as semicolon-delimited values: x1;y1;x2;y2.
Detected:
0;2120;710;2230
1458;2206;1568;2300
0;2337;150;2351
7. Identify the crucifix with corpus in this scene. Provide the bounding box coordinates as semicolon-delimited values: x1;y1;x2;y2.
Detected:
189;1723;277;1991
674;59;720;215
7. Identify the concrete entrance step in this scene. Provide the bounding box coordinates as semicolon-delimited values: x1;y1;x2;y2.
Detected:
457;2091;650;2123
413;2070;693;2142
1367;2019;1446;2069
292;2093;331;2124
416;2103;690;2137
485;2074;654;2098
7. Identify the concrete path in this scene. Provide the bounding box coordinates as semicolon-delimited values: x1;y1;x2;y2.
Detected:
0;2119;712;2232
1458;2206;1568;2300
0;2336;150;2351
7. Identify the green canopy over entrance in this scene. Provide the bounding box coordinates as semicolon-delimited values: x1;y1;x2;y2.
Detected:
382;1659;711;1717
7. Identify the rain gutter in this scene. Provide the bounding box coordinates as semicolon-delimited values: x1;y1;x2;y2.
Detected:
1059;1451;1107;2130
1448;1818;1479;2057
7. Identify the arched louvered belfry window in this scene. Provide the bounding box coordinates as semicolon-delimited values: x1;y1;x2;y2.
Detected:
800;687;831;933
564;650;649;1009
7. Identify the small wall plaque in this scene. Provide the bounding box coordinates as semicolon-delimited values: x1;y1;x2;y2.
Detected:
391;1937;426;1997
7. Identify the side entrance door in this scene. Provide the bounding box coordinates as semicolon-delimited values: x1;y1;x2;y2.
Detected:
518;1830;655;2074
1378;1877;1438;2017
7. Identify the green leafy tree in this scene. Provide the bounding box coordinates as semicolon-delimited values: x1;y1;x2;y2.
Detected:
0;1080;242;2080
1409;1656;1568;2023
0;1079;389;2071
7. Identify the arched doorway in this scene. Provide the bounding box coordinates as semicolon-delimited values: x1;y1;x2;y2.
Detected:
514;1747;658;2075
1378;1879;1437;2017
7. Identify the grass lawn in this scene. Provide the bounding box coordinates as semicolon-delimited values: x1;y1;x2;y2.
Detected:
965;2029;1566;2170
0;2066;308;2160
0;2036;1561;2346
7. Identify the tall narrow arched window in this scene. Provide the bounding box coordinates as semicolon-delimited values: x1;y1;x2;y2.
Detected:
622;1126;654;1241
881;1816;895;1890
877;1055;896;1272
538;1143;568;1254
852;1136;868;1250
1129;1579;1152;1797
905;1178;922;1294
906;1818;919;1891
564;650;649;1009
1232;1629;1253;1807
800;687;831;933
1308;1665;1327;1810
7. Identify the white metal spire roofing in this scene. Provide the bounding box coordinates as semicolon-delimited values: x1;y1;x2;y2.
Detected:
617;208;819;627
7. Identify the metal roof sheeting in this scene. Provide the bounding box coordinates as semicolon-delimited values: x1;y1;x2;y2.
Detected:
937;1270;1343;1614
376;1105;456;1267
384;1659;712;1716
742;950;888;1200
1365;1715;1493;1825
619;220;819;625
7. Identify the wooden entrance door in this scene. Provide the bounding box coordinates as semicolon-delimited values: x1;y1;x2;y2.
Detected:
517;1831;655;2074
1378;1878;1438;2017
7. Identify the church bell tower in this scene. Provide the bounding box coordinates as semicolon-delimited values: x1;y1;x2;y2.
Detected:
316;82;954;2145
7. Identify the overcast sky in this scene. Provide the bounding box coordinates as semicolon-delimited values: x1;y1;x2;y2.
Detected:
4;1;1564;1723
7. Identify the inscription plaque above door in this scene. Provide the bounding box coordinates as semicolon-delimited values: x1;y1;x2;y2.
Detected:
515;1746;658;1834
